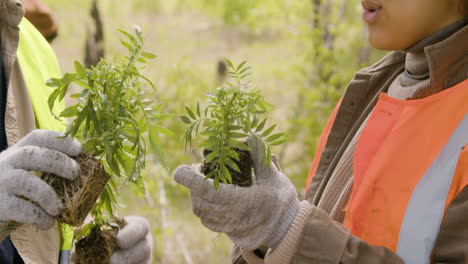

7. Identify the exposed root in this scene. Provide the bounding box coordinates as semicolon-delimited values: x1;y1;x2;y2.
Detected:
73;218;126;264
41;154;109;226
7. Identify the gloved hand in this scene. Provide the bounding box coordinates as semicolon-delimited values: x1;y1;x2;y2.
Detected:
174;135;300;250
0;129;82;239
110;216;152;264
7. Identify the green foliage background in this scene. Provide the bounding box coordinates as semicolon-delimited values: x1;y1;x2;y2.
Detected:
43;0;386;262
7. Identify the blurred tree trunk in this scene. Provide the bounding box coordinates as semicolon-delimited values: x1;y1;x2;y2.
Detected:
312;0;321;29
84;0;104;68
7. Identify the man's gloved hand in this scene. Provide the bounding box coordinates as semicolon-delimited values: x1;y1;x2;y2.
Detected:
174;135;300;250
110;216;152;264
0;129;82;239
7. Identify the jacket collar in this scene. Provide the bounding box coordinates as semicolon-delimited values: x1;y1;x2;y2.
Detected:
0;0;24;29
425;22;468;90
0;0;23;84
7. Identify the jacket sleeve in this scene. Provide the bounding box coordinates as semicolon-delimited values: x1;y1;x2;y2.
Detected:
234;188;468;264
432;185;468;263
293;188;468;264
232;202;404;264
291;205;404;264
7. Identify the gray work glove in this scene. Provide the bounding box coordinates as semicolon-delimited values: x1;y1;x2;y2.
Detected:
174;135;300;250
0;129;82;240
110;216;153;264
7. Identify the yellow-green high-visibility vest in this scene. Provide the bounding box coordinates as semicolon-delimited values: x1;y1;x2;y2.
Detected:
17;18;74;264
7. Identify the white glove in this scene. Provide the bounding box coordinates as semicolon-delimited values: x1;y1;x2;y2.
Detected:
110;216;152;264
174;135;300;250
0;129;82;240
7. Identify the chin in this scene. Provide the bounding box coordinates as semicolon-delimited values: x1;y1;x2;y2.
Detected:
367;28;411;51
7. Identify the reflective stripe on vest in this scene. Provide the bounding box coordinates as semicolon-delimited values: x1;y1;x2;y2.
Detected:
397;113;468;263
17;18;73;264
344;79;468;263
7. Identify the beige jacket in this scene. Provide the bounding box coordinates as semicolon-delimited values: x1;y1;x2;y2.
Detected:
1;0;61;263
234;23;468;264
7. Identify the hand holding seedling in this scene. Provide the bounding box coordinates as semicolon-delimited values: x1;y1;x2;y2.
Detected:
181;60;286;189
109;216;152;264
174;135;300;250
48;26;163;264
0;130;82;239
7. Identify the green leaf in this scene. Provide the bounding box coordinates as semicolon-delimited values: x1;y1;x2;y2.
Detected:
102;185;115;217
57;82;69;101
199;140;216;149
200;130;220;137
74;61;87;77
68;105;87;137
236;61;248;71
224;58;234;70
229;125;243;131
74;223;94;240
118;29;139;47
59;105;79;118
120;40;134;52
230;132;247;138
107;151;121;177
141;52;157;59
214;175;220;189
270;139;286;146
47;88;60;118
205;169;216;179
196;101;201;117
261;124;277;137
225;158;241;173
266;133;284;142
227;149;240;161
221;165;232;183
137;57;147;64
180;116;192;124
256;118;267;132
185;106;196;119
238;66;251;75
205;149;220;163
229;140;250;151
46;78;61;88
250;116;258;129
138;74;157;92
241;73;252;79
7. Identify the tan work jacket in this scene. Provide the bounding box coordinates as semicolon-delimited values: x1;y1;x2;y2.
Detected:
234;23;468;264
1;0;61;263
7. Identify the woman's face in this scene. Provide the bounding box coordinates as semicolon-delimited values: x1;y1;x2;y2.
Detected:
362;0;465;50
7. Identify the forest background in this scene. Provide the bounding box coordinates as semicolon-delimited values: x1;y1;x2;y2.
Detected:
43;0;385;263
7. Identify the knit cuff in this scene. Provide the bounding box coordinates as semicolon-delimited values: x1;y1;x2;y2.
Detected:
264;201;313;264
240;201;313;264
267;198;301;249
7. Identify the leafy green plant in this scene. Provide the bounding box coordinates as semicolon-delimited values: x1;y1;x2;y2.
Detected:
181;59;286;189
47;25;169;263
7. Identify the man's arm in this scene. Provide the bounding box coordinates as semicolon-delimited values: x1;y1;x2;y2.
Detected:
237;187;468;264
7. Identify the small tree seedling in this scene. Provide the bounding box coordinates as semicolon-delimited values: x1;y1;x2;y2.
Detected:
181;59;286;189
46;26;169;264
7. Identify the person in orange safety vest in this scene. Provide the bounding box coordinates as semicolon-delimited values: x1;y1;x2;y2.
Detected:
174;1;468;263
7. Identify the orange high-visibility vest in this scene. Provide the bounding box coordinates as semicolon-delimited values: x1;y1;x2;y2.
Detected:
306;79;468;264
